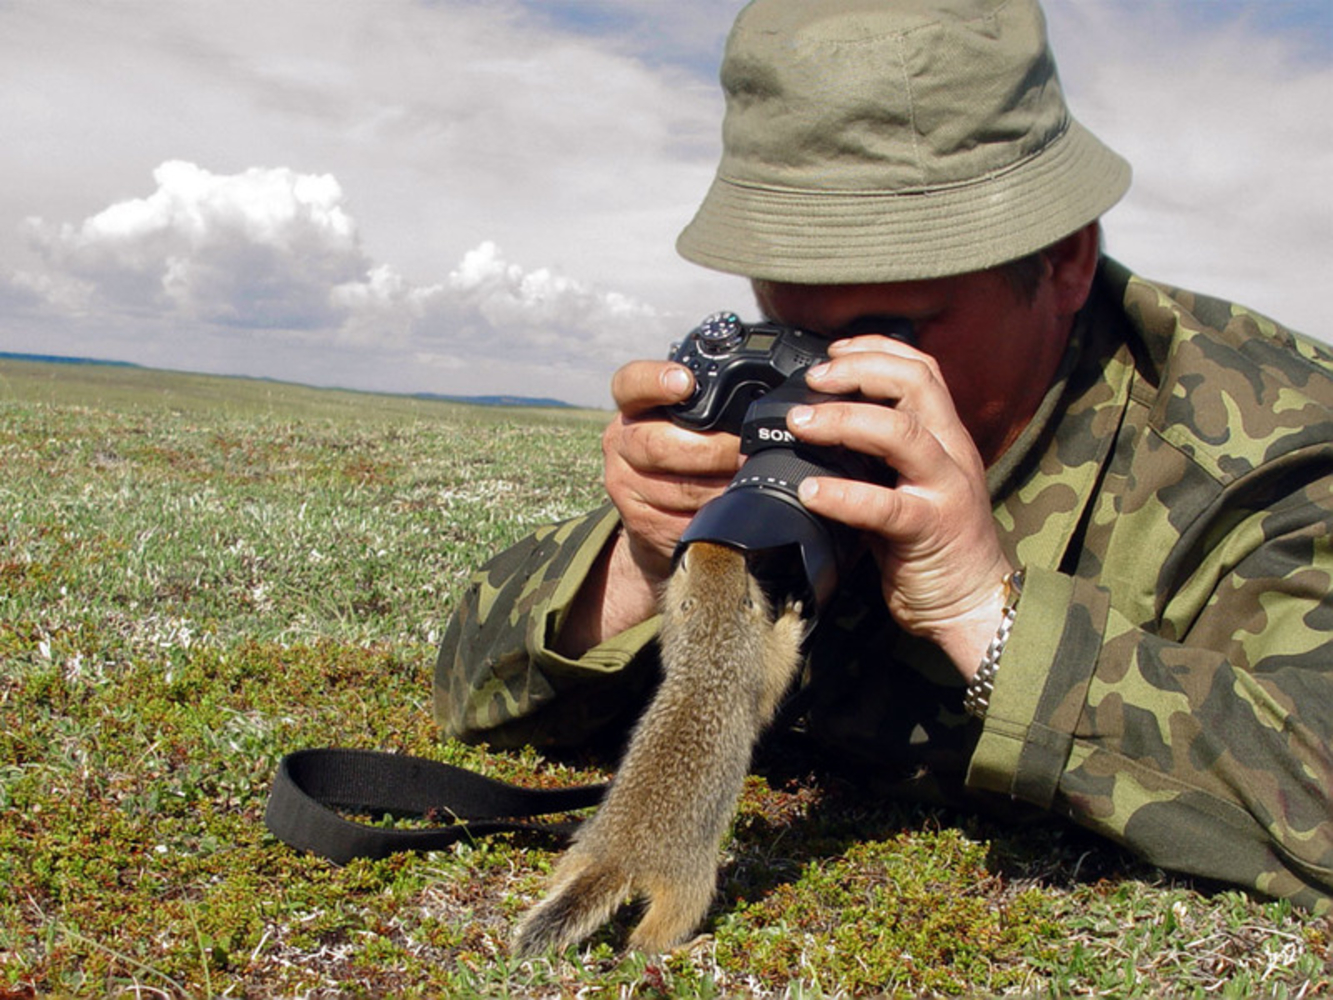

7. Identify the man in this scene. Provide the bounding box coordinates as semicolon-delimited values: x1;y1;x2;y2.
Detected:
435;0;1333;911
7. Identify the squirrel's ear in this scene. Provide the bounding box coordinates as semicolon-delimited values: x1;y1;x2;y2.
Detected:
674;543;692;572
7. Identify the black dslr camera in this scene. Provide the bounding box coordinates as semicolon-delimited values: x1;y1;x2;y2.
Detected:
668;311;914;609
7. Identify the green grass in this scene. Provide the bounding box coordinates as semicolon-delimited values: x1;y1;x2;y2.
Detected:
1;358;1329;998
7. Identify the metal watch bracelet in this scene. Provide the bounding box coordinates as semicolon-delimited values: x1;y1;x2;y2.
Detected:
963;568;1025;720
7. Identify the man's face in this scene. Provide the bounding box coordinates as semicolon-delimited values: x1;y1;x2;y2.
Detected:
751;266;1073;462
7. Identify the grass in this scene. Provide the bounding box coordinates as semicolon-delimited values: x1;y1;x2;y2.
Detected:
1;357;1329;998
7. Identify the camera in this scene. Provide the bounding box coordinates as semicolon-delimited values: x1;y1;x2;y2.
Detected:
668;311;914;609
668;311;830;433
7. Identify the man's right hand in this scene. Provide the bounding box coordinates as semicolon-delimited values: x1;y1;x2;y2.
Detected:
554;360;740;656
603;359;741;581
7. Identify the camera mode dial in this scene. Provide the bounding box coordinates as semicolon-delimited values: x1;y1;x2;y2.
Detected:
696;311;745;355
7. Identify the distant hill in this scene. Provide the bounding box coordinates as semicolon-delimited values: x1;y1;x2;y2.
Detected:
412;392;572;409
0;351;575;409
0;350;139;369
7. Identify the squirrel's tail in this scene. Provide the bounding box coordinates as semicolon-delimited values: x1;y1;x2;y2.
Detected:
511;855;632;960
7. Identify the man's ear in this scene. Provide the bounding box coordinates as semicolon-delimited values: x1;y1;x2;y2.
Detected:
1046;221;1101;315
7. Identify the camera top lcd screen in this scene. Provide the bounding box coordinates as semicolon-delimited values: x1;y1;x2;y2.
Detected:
744;332;778;353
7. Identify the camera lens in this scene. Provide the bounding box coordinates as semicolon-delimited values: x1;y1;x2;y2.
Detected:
678;372;886;609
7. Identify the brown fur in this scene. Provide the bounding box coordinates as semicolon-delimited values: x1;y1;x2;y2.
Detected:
511;541;805;957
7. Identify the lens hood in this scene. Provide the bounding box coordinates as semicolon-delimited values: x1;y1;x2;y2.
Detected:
676;486;847;609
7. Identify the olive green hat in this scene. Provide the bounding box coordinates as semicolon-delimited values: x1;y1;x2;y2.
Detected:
677;0;1131;283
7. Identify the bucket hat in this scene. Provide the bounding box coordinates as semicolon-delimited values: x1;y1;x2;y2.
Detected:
677;0;1131;283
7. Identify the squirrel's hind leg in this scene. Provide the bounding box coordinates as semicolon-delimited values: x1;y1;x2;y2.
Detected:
626;869;716;954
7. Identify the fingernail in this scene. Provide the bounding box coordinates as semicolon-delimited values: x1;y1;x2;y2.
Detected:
807;363;830;381
798;479;819;502
663;366;691;398
789;405;813;427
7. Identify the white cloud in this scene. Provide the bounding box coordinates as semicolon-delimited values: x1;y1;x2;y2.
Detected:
441;241;660;350
1046;1;1331;335
3;267;93;316
0;1;1326;406
330;238;671;384
0;0;730;302
15;159;672;405
0;0;736;404
24;161;367;331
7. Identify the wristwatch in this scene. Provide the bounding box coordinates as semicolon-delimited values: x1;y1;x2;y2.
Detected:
963;568;1025;720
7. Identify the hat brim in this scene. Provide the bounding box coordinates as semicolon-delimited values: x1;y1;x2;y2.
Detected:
677;120;1131;284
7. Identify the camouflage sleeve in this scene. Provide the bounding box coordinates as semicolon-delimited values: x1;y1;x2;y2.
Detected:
969;472;1333;912
432;503;663;749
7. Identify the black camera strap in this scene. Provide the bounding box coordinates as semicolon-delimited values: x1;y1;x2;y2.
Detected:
264;748;607;864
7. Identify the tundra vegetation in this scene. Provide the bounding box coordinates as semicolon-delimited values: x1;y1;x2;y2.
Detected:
0;359;1328;998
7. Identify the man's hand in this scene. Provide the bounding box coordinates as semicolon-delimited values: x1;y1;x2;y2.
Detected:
787;334;1015;681
554;360;739;656
602;360;740;580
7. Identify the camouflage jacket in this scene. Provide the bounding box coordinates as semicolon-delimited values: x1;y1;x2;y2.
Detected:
434;259;1333;911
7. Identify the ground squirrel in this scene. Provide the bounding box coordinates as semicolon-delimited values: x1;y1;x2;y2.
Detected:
511;540;806;958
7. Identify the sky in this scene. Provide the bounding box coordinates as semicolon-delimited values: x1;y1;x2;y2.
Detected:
0;0;1329;409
